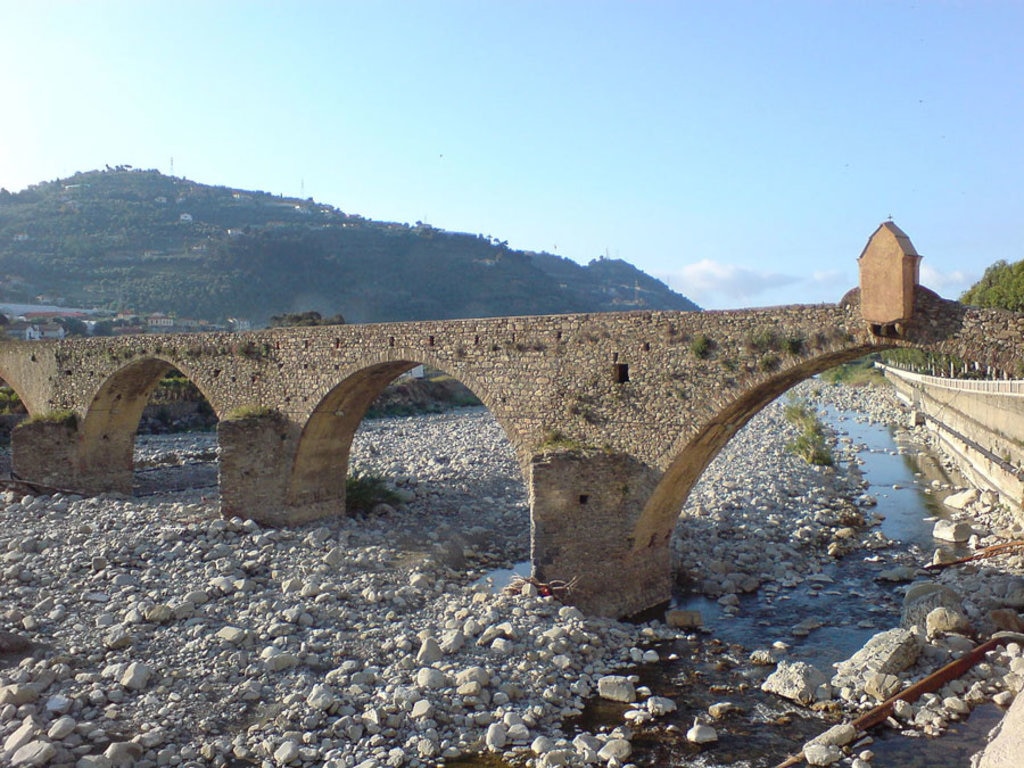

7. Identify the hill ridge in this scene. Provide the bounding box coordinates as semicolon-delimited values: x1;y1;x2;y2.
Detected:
0;168;699;324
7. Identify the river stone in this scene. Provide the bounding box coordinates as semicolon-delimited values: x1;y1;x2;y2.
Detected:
761;661;829;705
686;721;718;744
943;489;978;510
597;738;632;760
416;637;443;664
120;661;153;690
274;740;300;763
47;715;76;740
0;684;38;706
647;695;677;716
411;699;433;719
932;518;972;542
833;628;921;691
485;722;507;750
926;606;970;637
415;667;448;689
456;666;489;687
902;583;963;630
306;684;335;710
105;741;144;765
10;740;56;767
597;675;636;703
216;626;248;644
4;718;40;755
439;629;465;653
864;672;902;701
804;742;842;766
808;722;856;747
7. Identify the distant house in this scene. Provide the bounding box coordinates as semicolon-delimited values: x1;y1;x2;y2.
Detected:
37;322;66;340
154;196;168;204
5;322;65;341
147;313;175;330
179;213;193;223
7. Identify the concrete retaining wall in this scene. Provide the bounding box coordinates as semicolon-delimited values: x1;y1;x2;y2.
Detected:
882;366;1024;519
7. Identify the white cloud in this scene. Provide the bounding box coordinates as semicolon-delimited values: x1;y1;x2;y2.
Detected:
920;263;977;298
659;259;800;307
809;269;849;290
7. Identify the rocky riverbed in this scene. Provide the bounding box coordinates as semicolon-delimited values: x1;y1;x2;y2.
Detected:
1;382;1023;767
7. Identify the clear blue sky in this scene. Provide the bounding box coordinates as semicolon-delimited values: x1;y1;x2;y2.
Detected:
1;1;1020;309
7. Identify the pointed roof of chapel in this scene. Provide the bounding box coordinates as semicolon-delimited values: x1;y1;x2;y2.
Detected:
858;220;920;260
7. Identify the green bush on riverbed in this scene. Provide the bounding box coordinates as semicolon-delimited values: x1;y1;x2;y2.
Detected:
346;471;400;513
784;398;834;466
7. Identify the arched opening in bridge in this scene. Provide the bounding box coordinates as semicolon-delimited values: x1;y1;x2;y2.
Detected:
133;366;218;495
626;347;894;612
78;359;218;497
290;361;531;577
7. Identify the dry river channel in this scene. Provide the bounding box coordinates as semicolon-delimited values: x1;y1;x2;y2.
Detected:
1;380;1023;768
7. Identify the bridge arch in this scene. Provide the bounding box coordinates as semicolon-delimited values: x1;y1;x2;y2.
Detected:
76;355;221;494
287;349;528;512
0;351;49;416
0;370;31;417
631;345;892;561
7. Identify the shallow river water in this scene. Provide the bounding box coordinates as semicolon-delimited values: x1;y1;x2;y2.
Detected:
473;408;995;768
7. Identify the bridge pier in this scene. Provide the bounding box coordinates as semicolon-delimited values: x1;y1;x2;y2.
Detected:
530;451;668;617
12;417;134;495
218;412;337;526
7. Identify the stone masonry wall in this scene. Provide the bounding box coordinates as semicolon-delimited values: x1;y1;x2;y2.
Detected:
4;292;1024;615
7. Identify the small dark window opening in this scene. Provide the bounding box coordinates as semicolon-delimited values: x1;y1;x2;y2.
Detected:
428;335;435;347
579;494;590;505
474;335;480;345
642;342;651;352
556;330;563;341
614;363;630;383
388;336;395;347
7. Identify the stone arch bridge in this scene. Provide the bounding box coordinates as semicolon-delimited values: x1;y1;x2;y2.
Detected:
2;233;1023;616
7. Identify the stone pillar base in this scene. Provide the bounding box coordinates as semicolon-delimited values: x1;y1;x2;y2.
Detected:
530;451;667;617
219;412;297;524
12;418;133;495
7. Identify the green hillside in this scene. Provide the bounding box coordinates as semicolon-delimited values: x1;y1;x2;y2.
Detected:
0;168;698;324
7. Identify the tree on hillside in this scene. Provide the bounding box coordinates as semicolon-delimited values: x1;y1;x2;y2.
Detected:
57;317;89;336
269;310;346;327
961;260;1024;312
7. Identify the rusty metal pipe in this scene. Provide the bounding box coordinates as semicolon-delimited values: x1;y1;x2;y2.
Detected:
774;631;1024;768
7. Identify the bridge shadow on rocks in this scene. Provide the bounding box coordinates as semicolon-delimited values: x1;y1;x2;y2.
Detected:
1;224;1021;617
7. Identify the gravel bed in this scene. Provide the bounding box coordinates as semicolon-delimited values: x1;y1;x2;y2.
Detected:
1;388;1022;768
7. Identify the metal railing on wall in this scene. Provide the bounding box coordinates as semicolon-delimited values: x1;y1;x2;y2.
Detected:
876;363;1024;397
